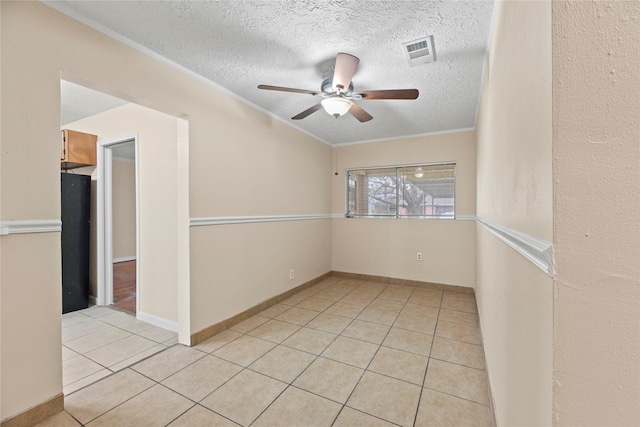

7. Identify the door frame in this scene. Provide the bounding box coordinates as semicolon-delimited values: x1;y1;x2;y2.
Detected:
96;133;140;312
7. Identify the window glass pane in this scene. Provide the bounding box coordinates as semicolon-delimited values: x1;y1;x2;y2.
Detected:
347;168;397;217
398;164;455;217
347;163;455;219
347;174;357;215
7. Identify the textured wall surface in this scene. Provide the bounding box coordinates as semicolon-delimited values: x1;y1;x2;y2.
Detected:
552;1;640;425
475;1;553;425
475;3;552;240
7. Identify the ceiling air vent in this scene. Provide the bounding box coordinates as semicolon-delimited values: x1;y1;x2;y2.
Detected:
402;36;436;66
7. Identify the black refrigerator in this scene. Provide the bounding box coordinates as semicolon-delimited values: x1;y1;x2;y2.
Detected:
61;172;91;314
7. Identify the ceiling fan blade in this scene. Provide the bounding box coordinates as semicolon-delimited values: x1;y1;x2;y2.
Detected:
258;85;320;95
291;103;323;120
354;89;419;100
333;53;360;93
349;103;373;122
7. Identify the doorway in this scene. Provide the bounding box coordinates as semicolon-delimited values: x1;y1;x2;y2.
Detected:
97;135;140;313
107;141;138;315
59;79;190;396
59;76;190;343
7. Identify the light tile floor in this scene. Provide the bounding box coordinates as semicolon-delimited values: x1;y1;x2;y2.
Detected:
62;306;178;395
44;277;494;427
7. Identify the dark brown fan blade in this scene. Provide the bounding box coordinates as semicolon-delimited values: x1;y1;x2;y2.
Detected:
292;104;323;120
354;89;419;100
258;85;320;95
349;103;373;122
333;53;360;93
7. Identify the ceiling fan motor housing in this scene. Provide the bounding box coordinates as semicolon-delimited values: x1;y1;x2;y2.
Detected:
321;77;353;96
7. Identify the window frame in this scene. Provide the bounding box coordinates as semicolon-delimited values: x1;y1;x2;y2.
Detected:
345;161;456;219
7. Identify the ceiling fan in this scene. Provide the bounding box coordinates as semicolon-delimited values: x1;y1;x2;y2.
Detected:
258;53;419;123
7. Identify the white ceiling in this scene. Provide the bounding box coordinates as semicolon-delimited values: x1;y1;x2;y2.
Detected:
49;1;494;145
60;80;127;126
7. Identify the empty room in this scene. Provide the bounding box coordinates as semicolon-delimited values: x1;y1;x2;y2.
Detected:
1;1;638;427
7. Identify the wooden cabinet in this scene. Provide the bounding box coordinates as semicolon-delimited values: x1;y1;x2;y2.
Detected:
61;129;97;169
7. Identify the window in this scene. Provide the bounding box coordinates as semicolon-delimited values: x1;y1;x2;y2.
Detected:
346;163;455;218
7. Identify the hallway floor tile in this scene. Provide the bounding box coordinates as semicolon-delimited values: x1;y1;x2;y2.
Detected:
62;307;177;395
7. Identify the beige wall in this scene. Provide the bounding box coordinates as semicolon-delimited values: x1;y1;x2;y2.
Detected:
475;1;553;426
190;220;332;333
188;113;333;333
0;234;62;423
66;104;178;323
0;2;329;420
552;1;640;425
185;61;333;333
112;160;136;260
331;131;476;287
476;2;552;240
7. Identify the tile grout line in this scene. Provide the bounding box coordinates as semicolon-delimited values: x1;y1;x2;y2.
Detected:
236;282;462;396
63;307;176;391
421;384;492;408
197;282;363;426
65;343;180;398
77;368;158;425
63;410;84;427
247;278;383;426
328;284;415;426
154;381;252;424
64;307;172;347
156;387;198;427
64;279;484;426
131;345;209;384
412;289;444;427
332;405;404;427
238;278;385;426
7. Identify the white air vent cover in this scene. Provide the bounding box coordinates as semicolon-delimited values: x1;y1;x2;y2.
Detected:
402;36;436;66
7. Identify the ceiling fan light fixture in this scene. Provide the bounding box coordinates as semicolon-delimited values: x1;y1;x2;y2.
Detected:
321;97;353;118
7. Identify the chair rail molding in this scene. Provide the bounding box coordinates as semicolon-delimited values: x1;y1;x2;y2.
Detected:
187;213;553;276
190;214;340;227
476;216;554;276
0;219;62;236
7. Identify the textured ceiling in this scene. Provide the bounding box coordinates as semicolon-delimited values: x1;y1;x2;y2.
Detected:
48;1;494;145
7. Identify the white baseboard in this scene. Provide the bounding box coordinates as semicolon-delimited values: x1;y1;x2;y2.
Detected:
137;311;179;332
113;256;136;263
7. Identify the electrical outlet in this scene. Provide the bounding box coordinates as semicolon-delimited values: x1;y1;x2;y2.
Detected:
289;269;295;280
417;252;423;261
